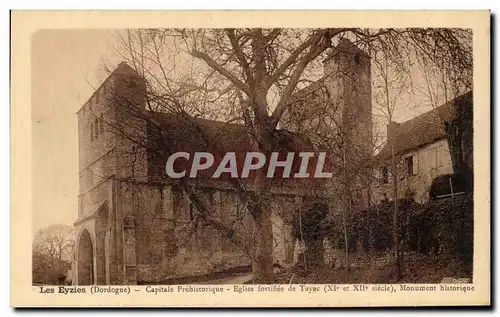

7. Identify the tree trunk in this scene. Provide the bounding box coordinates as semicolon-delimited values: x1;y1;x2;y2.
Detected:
252;207;275;283
249;111;276;284
391;143;401;279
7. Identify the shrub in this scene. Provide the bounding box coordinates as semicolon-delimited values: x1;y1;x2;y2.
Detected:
291;201;329;267
417;193;473;265
429;170;473;199
323;198;421;253
322;194;473;267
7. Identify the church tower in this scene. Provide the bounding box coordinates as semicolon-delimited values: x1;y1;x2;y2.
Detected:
73;62;148;285
322;38;373;163
281;39;372;162
280;39;373;213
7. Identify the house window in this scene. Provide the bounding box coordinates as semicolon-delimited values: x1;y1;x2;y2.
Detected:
90;122;94;141
406;156;414;176
381;166;389;184
405;155;419;176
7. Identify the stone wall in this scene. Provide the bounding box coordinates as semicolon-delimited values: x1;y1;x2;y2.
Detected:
271;197;300;266
372;139;454;204
118;182;255;283
114;181;305;283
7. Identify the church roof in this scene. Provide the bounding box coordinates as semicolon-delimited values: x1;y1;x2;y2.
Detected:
144;110;330;193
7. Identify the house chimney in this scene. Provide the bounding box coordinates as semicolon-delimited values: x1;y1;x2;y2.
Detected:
387;121;400;142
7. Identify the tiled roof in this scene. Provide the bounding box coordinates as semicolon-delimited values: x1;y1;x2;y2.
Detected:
288;78;327;103
144;111;329;191
375;91;473;160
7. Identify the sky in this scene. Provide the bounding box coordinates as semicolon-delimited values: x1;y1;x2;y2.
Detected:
32;30;120;234
31;29;459;234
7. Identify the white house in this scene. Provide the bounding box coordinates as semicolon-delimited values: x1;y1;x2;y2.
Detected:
371;91;472;204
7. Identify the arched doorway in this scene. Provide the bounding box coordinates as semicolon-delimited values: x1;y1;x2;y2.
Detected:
77;229;94;285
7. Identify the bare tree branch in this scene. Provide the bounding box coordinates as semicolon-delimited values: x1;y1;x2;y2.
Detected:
190;49;251;97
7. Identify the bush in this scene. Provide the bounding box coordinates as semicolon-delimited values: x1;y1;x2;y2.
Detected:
324;198;421;253
291;200;329;267
417;193;473;264
291;193;473;274
429;170;473;199
322;194;473;268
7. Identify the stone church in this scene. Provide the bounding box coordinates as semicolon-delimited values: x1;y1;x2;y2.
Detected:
71;39;373;285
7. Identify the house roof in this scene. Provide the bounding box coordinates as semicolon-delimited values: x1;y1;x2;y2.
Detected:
375;91;473;160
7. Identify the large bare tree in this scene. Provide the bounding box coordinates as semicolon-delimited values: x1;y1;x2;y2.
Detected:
97;28;472;283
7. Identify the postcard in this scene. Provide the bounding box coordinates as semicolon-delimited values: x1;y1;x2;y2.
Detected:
11;10;490;307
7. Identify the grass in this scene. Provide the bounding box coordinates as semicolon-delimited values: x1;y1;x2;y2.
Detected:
275;254;472;284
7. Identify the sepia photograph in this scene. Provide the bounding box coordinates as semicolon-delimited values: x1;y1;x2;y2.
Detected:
11;10;490;307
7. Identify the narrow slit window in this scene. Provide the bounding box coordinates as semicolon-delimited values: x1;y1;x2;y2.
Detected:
94;119;99;139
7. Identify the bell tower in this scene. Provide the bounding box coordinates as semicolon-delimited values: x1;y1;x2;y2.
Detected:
322;38;373;163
